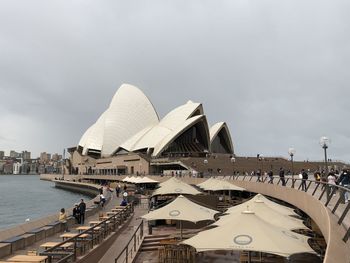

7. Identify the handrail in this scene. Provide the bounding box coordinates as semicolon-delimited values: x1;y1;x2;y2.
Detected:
114;219;144;263
40;203;134;262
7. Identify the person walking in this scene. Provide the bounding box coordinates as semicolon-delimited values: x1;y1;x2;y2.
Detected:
116;184;121;197
59;208;68;232
256;169;261;182
268;170;274;184
73;204;80;224
78;199;86;225
301;169;308;191
339;169;350;203
279;167;286;186
327;171;337;197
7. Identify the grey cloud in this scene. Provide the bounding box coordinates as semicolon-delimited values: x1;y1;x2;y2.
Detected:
0;0;349;162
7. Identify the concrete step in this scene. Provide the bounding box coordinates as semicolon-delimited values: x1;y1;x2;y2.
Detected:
140;246;159;252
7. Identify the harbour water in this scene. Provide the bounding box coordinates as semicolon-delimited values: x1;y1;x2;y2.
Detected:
0;175;90;230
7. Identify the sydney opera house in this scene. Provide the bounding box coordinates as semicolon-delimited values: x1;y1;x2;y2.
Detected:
68;84;234;176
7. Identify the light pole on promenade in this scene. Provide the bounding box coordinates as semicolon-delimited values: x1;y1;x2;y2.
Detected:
230;156;236;176
319;136;330;176
288;148;296;188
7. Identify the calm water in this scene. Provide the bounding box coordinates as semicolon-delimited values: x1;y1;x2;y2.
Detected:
0;175;90;230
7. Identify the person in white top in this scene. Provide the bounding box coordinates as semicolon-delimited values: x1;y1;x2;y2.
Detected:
327;172;336;196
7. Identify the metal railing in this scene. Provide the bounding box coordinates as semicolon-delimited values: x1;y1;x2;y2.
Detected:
114;220;144;263
40;204;134;262
228;174;350;242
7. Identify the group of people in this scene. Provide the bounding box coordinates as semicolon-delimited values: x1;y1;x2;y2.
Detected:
59;199;86;232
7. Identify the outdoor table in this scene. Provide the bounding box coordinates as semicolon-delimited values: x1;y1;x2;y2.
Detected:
76;226;101;232
40;241;74;250
89;221;101;226
7;255;48;262
106;212;118;216
60;233;89;241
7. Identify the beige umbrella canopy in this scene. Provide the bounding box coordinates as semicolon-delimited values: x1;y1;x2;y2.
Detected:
142;195;219;239
198;178;245;191
142;195;219;222
135;176;159;184
152;177;201;196
215;199;307;230
197;177;217;189
182;210;315;257
122;176;131;182
226;194;297;217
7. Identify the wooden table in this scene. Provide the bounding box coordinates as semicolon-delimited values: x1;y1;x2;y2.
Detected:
7;255;48;262
60;233;89;240
76;226;101;232
89;221;101;226
106;212;118;216
40;241;74;249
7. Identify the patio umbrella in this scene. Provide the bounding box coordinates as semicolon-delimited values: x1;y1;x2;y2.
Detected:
152;177;201;196
182;209;315;257
135;176;159;184
122;176;131;182
142;195;219;239
215;198;307;230
197;177;217;189
200;178;245;192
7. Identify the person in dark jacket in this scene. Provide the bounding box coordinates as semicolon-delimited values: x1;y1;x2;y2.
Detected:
73;204;80;224
339;169;350;203
78;199;86;225
268;170;274;184
279;168;286;186
301;169;308;191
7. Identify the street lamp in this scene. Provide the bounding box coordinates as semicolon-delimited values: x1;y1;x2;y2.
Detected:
230;156;236;175
203;159;209;177
288;148;296;188
320;136;330;175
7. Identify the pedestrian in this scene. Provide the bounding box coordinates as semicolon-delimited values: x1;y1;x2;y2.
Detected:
256;169;261;182
78;199;86;225
327;172;336;196
268;170;274;184
116;184;121;197
279;168;286;186
123;184;127;192
314;171;321;182
73;204;80;224
301;169;308;191
338;169;350;203
59;208;68;232
100;193;106;207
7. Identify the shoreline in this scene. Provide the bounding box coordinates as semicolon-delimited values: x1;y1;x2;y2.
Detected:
0;178;100;242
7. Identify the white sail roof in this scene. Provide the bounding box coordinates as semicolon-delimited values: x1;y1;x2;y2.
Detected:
78;84;159;156
120;101;207;157
209;122;234;154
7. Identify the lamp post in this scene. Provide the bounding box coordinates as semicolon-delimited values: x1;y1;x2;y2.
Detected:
288;148;296;188
203;159;209;177
320;136;330;176
230;156;236;176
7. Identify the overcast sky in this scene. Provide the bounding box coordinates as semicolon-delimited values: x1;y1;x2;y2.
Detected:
0;0;349;162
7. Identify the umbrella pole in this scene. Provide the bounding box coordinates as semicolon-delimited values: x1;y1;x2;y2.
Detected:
180;220;183;240
248;251;251;263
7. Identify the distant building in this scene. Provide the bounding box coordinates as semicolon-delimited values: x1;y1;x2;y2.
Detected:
0;151;4;160
13;162;21;175
10;150;20;158
51;153;62;161
21;151;31;161
40;152;51;164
